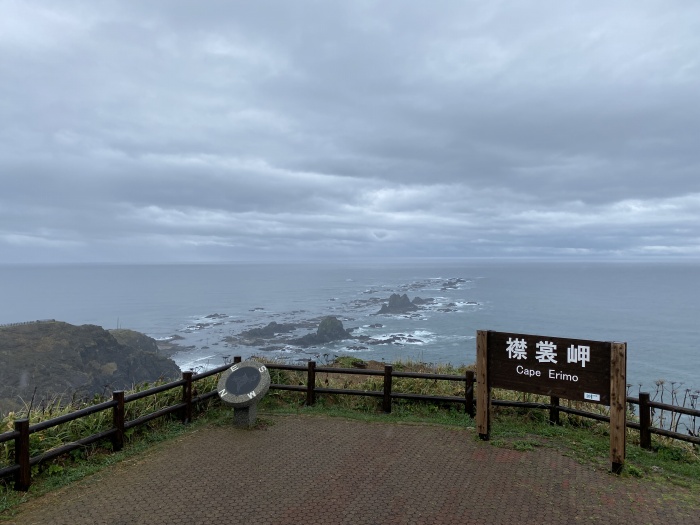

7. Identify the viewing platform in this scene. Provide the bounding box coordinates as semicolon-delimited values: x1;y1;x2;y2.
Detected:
5;414;697;524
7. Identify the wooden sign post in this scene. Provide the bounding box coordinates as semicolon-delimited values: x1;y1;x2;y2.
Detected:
476;330;626;473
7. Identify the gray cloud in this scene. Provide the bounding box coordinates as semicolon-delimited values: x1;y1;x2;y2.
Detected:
1;1;699;262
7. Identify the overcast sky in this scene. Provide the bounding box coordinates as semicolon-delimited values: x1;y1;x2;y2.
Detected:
1;1;699;263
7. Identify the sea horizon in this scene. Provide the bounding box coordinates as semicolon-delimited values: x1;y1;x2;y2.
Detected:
1;259;698;395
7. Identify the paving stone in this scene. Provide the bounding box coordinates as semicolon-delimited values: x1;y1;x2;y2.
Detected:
3;414;698;524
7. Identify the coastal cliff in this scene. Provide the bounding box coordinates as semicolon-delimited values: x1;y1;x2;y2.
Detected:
0;321;181;415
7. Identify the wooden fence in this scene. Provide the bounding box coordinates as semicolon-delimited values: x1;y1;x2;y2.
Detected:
268;361;475;416
1;358;698;492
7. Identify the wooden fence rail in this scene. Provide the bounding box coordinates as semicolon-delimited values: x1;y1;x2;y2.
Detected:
1;357;698;492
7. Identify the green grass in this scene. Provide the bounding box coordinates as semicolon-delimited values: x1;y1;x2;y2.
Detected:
261;400;474;428
332;356;367;368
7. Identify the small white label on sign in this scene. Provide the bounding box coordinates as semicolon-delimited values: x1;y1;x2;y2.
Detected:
584;392;601;401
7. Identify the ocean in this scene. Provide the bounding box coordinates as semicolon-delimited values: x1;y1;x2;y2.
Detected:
1;260;698;394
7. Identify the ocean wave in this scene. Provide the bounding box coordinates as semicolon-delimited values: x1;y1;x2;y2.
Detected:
372;330;434;345
279;345;304;354
174;353;221;372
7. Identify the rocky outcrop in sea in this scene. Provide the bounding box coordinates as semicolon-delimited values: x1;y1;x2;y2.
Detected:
163;276;476;368
376;293;436;315
289;316;353;347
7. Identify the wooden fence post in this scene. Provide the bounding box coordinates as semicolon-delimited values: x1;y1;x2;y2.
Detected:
112;391;125;452
549;396;560;426
610;342;627;474
14;418;30;491
306;361;316;406
465;371;475;417
476;330;490;440
182;371;193;423
639;392;651;450
383;365;393;413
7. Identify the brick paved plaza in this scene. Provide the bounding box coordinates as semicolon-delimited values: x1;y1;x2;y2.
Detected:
5;415;698;524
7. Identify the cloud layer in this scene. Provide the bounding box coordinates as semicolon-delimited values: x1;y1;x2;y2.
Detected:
2;1;699;262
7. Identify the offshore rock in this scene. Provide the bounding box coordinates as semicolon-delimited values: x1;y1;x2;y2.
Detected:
441;278;467;290
0;321;181;415
377;294;419;314
240;321;297;339
290;316;353;347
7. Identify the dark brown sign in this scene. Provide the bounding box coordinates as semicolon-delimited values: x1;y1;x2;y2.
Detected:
487;331;612;404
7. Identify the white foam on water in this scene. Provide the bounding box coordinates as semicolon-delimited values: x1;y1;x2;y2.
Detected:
278;345;303;354
371;329;436;346
174;352;220;372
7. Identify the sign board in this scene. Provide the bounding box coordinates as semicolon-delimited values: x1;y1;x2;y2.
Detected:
476;330;627;473
487;331;611;404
